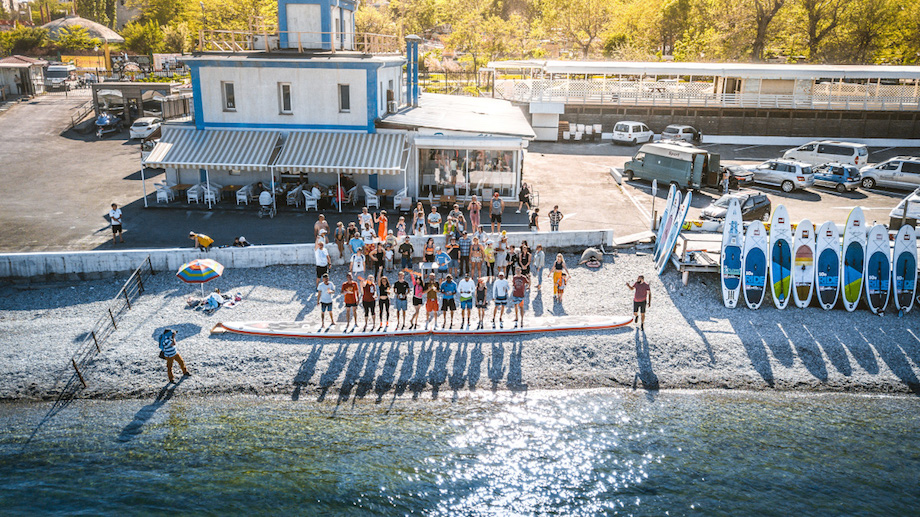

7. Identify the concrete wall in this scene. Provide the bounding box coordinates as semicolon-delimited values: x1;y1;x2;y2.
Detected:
286;4;324;48
0;231;614;283
198;66;369;129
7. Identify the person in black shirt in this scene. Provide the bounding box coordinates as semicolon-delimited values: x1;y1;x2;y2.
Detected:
398;237;414;270
393;271;410;329
507;246;521;277
373;244;386;278
447;237;460;277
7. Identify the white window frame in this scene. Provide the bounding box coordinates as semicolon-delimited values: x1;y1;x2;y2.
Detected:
221;81;236;112
338;84;350;113
278;82;292;114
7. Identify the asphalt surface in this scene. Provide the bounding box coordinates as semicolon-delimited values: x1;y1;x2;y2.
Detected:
0;96;918;252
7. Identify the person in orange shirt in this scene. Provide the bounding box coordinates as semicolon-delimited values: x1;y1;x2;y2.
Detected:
554;272;567;303
374;210;388;241
341;273;359;329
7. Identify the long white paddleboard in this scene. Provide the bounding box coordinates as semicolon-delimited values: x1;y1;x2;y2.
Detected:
720;198;743;308
769;205;793;309
792;219;815;308
654;188;682;263
742;220;768;310
814;221;841;310
653;183;678;259
212;315;634;339
657;191;692;275
864;224;891;315
841;207;867;312
892;225;917;314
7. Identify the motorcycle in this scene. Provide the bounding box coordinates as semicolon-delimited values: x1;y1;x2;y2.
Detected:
95;112;124;138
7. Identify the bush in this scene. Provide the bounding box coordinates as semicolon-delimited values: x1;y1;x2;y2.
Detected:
0;26;49;55
122;20;164;55
54;26;102;52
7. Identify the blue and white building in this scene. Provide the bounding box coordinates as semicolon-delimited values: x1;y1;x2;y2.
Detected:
144;0;534;208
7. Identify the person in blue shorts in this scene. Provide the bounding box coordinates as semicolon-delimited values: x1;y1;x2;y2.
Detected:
511;266;530;327
457;272;476;329
317;273;336;328
439;274;458;328
491;271;510;328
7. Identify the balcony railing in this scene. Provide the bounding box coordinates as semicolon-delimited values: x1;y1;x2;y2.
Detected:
494;79;920;112
198;29;401;55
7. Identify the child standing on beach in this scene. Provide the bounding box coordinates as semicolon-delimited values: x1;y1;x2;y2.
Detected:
555;272;567;303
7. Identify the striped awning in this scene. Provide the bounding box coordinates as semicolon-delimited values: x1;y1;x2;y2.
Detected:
144;128;281;171
274;132;407;175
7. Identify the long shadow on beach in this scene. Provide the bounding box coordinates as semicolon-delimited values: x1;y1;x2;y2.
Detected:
634;330;659;401
292;344;322;401
117;378;185;442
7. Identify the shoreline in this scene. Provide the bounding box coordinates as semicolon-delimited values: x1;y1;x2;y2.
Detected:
2;253;919;402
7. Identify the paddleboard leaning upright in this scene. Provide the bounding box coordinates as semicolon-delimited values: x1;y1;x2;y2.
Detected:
792;219;816;308
657;191;693;275
742;220;768;309
768;205;793;309
841;207;867;312
720;198;743;308
892;224;917;315
814;221;841;310
654;186;681;264
864;224;891;315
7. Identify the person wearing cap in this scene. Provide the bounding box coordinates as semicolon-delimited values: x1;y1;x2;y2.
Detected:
491;271;511;328
232;236;251;247
484;239;495;278
439;274;458;328
157;328;190;383
189;231;213;252
317;273;336;328
314;240;330;287
385;229;397;248
511;266;531;327
435;246;451;278
457;272;476;329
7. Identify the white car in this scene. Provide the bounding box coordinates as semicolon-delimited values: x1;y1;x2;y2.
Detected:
783;140;868;166
129;117;162;140
859;157;920;190
661;124;702;143
748;159;816;192
612;121;654;145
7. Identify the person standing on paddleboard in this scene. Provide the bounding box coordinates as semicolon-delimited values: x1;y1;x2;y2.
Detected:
627;275;651;331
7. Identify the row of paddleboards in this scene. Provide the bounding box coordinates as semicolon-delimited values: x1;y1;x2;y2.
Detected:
653;183;692;274
719;203;917;314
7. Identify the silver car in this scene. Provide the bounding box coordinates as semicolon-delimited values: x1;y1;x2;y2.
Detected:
748;159;815;193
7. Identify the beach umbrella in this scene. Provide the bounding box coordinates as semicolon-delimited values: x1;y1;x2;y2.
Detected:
176;259;224;295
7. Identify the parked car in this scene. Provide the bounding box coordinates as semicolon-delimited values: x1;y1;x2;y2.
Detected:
783;140;869;166
812;163;861;192
661;124;702;143
721;165;754;192
129;117;162;139
700;191;772;222
95;112;124;138
858;156;920;190
748;159;815;192
612;121;654;145
888;187;920;229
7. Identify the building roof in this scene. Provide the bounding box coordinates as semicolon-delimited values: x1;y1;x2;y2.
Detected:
184;52;405;66
144;127;282;171
379;93;535;139
0;55;48;68
488;60;920;80
274;132;407;175
42;15;125;44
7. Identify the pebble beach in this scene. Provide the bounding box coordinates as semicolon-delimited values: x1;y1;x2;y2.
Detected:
1;252;919;402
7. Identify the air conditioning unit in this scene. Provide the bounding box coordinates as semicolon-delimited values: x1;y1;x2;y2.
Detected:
387;101;398;114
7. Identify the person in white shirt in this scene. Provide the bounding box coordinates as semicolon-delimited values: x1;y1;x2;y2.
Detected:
109;203;124;244
457;272;476;329
361;223;376;243
350;248;366;276
491;271;511;328
358;206;373;228
317;273;336;328
311;184;322;201
314;241;330;287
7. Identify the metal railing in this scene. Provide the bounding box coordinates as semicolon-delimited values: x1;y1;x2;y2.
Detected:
494;79;920;111
69;256;155;388
198;29;401;55
69;99;94;129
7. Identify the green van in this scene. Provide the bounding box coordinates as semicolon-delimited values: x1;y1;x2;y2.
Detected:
623;143;721;190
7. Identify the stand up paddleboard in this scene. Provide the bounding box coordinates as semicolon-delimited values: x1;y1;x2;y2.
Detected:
814;221;841;310
654;187;681;264
769;205;793;309
864;224;891;315
792;219;815;308
720;198;743;308
742;220;768;309
893;224;917;315
657;191;692;275
212;315;634;339
841;207;867;312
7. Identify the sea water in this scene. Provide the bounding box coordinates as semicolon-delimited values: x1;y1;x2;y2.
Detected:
1;389;917;515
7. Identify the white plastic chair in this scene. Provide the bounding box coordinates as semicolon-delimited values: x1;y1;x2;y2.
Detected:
562;131;571;141
393;187;408;210
303;190;319;212
362;186;379;209
574;131;584;142
576;124;585;133
156;188;171;204
187;185;201;204
236;185;251;205
287;184;304;207
203;189;217;205
593;124;603;134
345;186;358;206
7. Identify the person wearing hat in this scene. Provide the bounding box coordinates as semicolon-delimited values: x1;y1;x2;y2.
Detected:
317;273;336;328
157;328;191;383
385;229;397;248
189;231;213;252
491;271;511;328
314;240;330;287
439;274;458;328
457;272;476;329
435;246;451;278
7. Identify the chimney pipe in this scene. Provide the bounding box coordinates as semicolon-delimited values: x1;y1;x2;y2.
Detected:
405;35;421;107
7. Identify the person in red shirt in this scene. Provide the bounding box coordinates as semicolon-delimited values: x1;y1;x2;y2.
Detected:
627;275;652;331
341;273;359;329
511;267;531;327
361;275;378;331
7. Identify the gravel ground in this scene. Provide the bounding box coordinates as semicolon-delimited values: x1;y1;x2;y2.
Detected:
2;252;919;402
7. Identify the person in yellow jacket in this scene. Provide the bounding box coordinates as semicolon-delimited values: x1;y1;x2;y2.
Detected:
189;231;214;252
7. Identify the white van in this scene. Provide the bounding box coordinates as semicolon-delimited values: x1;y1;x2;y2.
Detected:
782;140;869;166
44;64;77;91
612;121;654;145
859;157;920;190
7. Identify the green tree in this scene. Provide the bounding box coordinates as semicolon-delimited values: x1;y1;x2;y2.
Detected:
794;0;846;61
127;0;188;26
163;22;192;54
355;4;398;36
122;20;164;54
540;0;614;57
387;0;442;36
54;26;102;51
0;26;50;55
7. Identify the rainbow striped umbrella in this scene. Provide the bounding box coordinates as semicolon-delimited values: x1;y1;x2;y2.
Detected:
176;259;224;295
